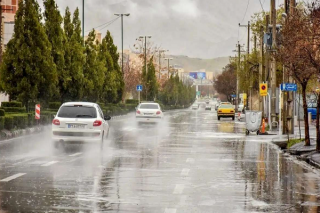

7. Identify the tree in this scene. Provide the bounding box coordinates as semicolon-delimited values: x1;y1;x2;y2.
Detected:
0;0;57;109
214;63;237;102
105;31;124;103
62;7;85;101
277;6;316;146
142;57;158;101
83;30;105;102
43;0;65;101
123;57;142;100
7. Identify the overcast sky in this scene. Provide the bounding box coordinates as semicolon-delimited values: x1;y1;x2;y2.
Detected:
31;0;305;59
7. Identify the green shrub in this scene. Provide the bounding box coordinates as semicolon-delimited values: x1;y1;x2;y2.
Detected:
48;102;61;110
4;116;13;130
1;101;22;108
12;114;28;129
0;117;4;130
97;102;105;107
0;109;5;117
126;99;139;105
125;104;137;111
1;107;26;113
27;113;35;127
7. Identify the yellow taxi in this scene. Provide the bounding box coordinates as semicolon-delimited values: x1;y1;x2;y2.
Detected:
217;104;235;120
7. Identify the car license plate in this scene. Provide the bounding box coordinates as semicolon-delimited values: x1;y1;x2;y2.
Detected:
144;113;153;115
68;124;85;129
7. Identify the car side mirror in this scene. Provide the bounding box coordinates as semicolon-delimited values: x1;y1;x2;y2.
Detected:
104;115;111;121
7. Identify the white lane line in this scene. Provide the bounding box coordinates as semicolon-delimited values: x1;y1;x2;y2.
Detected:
164;208;176;213
12;157;37;166
179;195;187;206
186;158;195;163
69;152;82;157
181;168;190;176
0;173;26;182
41;161;59;167
173;184;185;194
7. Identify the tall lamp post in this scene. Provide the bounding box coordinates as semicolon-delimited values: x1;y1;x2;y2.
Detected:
82;0;84;39
158;49;168;79
164;58;173;79
139;36;152;75
114;13;130;74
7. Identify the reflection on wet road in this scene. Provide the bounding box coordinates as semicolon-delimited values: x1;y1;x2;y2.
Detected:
1;109;320;212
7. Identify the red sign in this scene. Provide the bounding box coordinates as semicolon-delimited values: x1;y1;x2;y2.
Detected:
35;104;40;120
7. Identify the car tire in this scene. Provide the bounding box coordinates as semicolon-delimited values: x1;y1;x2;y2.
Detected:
232;116;235;121
100;132;104;149
218;116;220;120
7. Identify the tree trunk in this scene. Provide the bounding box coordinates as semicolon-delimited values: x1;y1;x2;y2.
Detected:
317;94;320;151
298;93;301;140
302;84;310;146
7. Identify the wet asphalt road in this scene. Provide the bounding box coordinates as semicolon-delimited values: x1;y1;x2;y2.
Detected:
1;106;320;212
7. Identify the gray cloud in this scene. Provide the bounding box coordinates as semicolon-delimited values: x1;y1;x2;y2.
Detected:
35;0;299;58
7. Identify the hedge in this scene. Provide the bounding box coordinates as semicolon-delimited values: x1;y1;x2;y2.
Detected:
1;107;26;113
126;99;139;105
0;117;4;130
0;109;5;117
11;114;28;129
48;102;61;110
4;116;13;130
1;101;22;108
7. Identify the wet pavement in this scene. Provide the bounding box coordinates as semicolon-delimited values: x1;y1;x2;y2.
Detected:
1;107;320;212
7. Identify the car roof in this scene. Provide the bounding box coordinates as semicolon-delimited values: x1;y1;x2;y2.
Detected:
140;102;159;105
62;102;97;107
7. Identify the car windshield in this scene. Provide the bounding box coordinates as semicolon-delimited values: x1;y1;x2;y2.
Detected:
58;106;97;118
220;105;234;109
139;104;159;109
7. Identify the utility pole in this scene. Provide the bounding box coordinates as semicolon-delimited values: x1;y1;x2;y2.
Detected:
233;42;245;112
114;13;130;74
239;21;250;109
82;0;84;39
259;26;265;113
164;58;173;79
139;36;152;75
158;49;168;79
270;0;277;127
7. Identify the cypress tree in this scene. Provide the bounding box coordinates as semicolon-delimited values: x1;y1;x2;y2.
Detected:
0;0;57;109
62;7;85;101
44;0;64;101
105;31;124;103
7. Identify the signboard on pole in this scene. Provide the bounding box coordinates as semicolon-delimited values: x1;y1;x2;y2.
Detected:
136;85;143;92
35;104;40;120
280;83;297;92
260;83;268;96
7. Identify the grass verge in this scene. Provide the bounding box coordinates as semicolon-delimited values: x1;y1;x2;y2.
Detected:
287;138;305;149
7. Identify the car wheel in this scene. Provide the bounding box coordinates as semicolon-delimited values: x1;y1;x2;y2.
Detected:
218;116;220;120
246;130;250;135
100;132;104;149
232;116;235;121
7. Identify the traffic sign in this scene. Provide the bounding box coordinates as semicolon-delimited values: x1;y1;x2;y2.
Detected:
281;83;297;92
231;94;236;98
259;83;268;96
136;85;143;92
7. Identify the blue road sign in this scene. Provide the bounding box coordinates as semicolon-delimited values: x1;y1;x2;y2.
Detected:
281;83;297;92
136;85;143;92
231;94;236;98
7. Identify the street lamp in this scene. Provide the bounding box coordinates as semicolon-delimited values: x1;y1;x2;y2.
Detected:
139;36;152;75
114;13;130;74
157;49;169;79
164;58;173;79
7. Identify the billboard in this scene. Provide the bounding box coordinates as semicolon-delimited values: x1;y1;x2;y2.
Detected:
189;72;206;79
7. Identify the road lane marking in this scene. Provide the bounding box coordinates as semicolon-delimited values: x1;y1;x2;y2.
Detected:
69;152;82;157
0;173;26;182
173;184;185;194
181;168;190;176
12;157;37;166
186;158;195;163
179;195;187;206
164;208;176;213
41;161;59;167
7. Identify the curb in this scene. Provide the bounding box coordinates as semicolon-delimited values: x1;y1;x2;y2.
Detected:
0;126;47;142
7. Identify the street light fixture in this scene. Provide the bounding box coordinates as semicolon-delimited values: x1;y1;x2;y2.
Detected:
114;13;130;75
164;58;173;79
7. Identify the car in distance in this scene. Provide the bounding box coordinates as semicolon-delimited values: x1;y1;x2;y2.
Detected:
217;104;235;120
136;102;163;123
52;102;111;148
205;104;212;110
192;104;199;110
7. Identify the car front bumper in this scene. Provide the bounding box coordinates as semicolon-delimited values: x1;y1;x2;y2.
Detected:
218;113;235;117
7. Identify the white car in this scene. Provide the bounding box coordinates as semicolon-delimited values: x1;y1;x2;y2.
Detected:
192;104;199;110
136;102;164;123
52;102;111;147
205;105;212;110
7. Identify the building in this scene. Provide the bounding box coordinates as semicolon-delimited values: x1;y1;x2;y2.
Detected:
84;30;102;44
2;0;18;23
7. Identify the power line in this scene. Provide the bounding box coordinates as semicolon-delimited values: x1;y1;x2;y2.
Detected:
241;0;250;23
99;17;120;31
258;0;265;12
85;17;120;33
